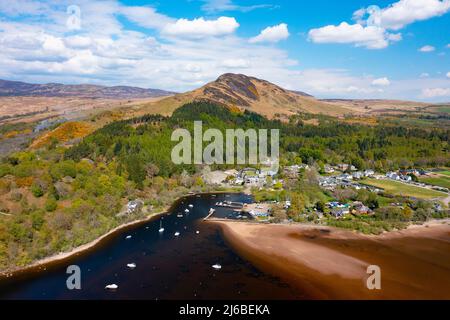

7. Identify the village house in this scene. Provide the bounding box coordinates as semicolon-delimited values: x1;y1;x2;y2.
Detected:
259;168;278;178
351;201;372;215
386;172;401;180
330;207;350;218
364;169;375;177
126;200;144;214
245;176;260;185
324;164;335;174
337;164;357;172
352;171;364;180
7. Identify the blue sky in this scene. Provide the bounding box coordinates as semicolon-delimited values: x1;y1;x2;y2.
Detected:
0;0;449;101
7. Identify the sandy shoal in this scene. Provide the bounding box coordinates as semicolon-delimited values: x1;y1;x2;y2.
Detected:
213;220;450;300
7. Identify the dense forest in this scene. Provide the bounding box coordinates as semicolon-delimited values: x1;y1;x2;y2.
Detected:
65;101;450;181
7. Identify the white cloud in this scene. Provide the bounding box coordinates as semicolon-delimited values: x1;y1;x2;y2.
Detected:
446;44;450;48
420;72;430;78
372;77;391;86
374;0;450;30
0;0;50;16
308;22;394;49
419;45;436;52
421;87;450;98
310;0;450;49
221;59;250;68
120;6;174;30
42;36;66;53
249;23;289;43
64;36;92;49
162;17;239;38
201;0;273;13
447;72;450;78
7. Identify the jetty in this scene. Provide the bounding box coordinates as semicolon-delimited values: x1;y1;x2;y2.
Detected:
204;208;216;221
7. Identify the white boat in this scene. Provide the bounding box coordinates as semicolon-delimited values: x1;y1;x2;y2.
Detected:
105;284;118;290
158;220;165;233
125;235;132;240
196;230;200;234
177;213;184;218
185;209;190;213
127;263;136;269
189;204;194;208
212;264;222;270
174;232;180;237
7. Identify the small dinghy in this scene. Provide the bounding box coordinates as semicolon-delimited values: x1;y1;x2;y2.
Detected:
158;220;165;233
174;232;180;237
196;230;200;234
127;263;136;269
185;209;190;213
125;235;132;240
105;284;118;290
177;213;184;218
188;204;194;208
212;264;222;270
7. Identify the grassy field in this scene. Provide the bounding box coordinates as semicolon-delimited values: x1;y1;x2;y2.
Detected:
362;179;447;200
437;171;450;177
419;176;450;189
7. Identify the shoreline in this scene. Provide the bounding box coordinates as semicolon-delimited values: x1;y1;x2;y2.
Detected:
212;219;450;299
0;211;167;279
0;190;244;280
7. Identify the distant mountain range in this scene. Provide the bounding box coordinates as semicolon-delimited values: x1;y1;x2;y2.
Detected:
0;79;176;99
1;74;435;123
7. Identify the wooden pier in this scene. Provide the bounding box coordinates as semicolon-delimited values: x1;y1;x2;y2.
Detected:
204;209;216;221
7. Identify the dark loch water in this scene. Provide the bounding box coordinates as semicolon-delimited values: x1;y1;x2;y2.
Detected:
0;194;306;300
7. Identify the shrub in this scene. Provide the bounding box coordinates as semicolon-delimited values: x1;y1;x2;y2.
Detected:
0;164;12;178
49;161;77;181
31;183;45;197
45;197;58;212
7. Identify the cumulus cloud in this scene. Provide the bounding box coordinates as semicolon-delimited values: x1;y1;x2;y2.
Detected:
372;77;391;86
309;0;450;49
308;22;395;49
162;17;239;38
419;45;435;52
421;87;450;98
249;23;289;43
447;71;450;78
371;0;450;30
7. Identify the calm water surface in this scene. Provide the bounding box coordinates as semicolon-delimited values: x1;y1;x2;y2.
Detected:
0;193;307;300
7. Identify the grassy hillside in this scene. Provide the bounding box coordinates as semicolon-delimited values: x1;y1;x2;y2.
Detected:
125;74;352;120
